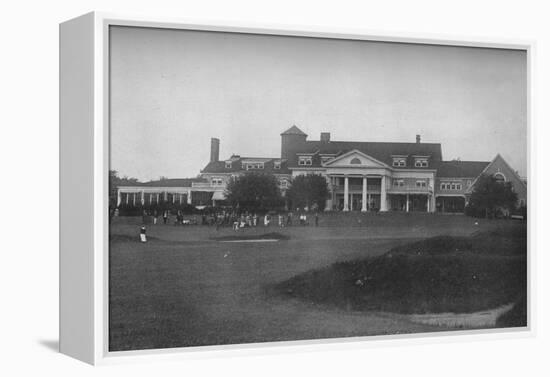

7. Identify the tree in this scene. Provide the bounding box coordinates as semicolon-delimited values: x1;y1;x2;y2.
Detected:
466;174;518;218
224;172;284;212
286;174;329;211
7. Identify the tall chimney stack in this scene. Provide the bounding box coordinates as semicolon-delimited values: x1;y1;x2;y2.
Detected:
416;134;421;143
320;132;331;143
210;138;220;162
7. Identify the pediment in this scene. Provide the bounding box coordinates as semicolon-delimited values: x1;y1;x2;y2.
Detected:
323;150;389;168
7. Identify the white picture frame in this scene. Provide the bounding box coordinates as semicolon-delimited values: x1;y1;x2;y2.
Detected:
59;11;535;365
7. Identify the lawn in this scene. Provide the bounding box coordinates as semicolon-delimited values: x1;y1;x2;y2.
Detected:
108;212;527;351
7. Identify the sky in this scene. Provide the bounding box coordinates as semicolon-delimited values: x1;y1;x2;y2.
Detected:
109;26;527;181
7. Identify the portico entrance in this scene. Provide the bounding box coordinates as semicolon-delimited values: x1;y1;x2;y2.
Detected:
330;175;387;212
335;193;381;211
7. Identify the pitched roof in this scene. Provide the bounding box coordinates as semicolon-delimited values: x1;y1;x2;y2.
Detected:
435;161;490;178
287;140;443;169
281;125;308;136
120;178;207;187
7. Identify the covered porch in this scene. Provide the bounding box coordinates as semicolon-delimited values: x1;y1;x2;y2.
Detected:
389;193;432;212
436;195;466;213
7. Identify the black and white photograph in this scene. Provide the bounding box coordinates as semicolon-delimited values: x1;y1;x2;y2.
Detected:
107;25;528;352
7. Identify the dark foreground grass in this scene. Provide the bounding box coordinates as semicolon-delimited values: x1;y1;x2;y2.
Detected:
275;229;527;324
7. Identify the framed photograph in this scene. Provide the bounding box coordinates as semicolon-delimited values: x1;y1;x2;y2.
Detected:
60;12;532;365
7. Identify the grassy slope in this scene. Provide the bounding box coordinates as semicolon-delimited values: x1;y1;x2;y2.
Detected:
275;229;527;325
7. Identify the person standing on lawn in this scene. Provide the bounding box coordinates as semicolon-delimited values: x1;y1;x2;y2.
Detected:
163;210;168;225
139;225;147;243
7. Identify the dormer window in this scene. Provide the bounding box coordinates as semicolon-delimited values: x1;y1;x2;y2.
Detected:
274;161;281;170
392;157;406;167
225;161;232;169
242;162;265;170
414;157;429;167
298;156;312;166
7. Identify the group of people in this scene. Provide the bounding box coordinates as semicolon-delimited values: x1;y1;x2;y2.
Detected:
141;209;171;225
140;208;321;230
226;211;320;231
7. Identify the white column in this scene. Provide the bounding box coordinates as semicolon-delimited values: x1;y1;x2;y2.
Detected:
117;189;121;207
343;176;349;211
406;193;410;212
132;192;136;206
141;190;145;205
380;175;388;212
125;192;129;205
331;176;336;208
156;193;160;204
361;177;368;212
187;191;192;205
427;194;430;212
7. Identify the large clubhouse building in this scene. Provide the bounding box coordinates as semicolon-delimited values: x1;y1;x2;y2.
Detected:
117;126;526;213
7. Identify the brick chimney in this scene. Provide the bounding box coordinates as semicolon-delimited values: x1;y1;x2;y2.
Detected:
210;138;220;162
416;134;421;143
320;132;331;143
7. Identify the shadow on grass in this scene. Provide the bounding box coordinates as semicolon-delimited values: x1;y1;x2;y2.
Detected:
38;339;59;352
273;230;527;326
211;232;290;241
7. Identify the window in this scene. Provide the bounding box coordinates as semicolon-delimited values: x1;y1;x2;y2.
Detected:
225;161;232;169
274;161;281;170
440;181;461;190
414;158;428;168
416;180;427;188
494;173;506;183
392;158;406;167
298;156;312;166
350;157;361;164
242;162;265;170
393;179;405;187
211;177;223;186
